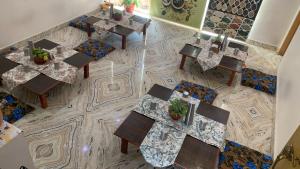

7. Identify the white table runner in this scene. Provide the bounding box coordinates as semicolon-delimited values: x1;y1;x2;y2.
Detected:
1;65;40;91
136;91;226;167
93;12;144;32
140;122;186;168
3;45;79;90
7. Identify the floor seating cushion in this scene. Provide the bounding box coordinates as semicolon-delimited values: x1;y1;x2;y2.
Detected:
241;68;277;95
69;15;95;33
174;80;218;104
219;140;273;169
0;47;17;57
74;39;115;60
0;92;34;123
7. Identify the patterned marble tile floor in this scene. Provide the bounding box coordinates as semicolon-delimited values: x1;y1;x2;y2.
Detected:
2;19;281;169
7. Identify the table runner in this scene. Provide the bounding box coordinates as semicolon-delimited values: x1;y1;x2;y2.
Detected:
140;122;186;168
224;47;248;62
94;20;117;32
1;65;40;91
93;12;144;32
136;91;226;167
184;35;248;71
6;51;52;72
196;43;224;71
183;34;224;71
135;92;226;148
46;46;78;61
40;62;78;84
4;46;79;89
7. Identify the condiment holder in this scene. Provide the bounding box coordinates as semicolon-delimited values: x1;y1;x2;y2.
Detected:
105;19;109;25
56;46;63;54
23;47;30;56
54;62;60;70
129;18;133;25
233;48;239;56
196;37;201;44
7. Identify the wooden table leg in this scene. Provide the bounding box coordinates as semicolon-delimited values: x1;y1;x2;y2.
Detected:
39;94;48;109
121;138;128;154
179;55;187;70
122;35;126;49
84;64;89;79
87;23;92;38
227;71;236;86
143;25;147;36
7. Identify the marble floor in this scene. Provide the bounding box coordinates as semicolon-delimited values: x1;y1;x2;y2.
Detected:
4;19;281;169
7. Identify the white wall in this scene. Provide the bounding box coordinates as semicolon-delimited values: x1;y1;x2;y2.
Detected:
248;0;300;47
274;26;300;158
0;0;102;49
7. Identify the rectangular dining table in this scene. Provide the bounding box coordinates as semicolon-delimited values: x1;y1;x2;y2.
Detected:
114;84;230;169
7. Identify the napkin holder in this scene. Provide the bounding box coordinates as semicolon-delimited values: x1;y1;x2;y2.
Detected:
184;103;195;126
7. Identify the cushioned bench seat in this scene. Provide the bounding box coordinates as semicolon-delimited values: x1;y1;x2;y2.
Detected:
0;92;34;123
174;80;218;105
69;15;95;32
219;140;273;169
241;68;277;95
74;39;115;60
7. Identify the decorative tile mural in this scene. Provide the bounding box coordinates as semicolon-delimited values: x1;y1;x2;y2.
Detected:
150;0;207;29
203;0;263;41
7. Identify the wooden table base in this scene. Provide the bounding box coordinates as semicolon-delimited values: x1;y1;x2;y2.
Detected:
143;25;147;36
87;23;92;38
179;55;187;70
84;64;89;79
227;71;236;86
121;138;128;154
39;95;48;109
122;35;127;50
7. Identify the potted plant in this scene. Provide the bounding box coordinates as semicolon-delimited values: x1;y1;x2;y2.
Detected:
113;12;123;21
168;99;188;121
122;0;140;13
32;48;49;65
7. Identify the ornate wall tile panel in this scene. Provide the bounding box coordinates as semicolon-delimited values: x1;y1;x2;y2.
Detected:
203;0;263;41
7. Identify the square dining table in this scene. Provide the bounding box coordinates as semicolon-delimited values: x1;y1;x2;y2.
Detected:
114;84;230;169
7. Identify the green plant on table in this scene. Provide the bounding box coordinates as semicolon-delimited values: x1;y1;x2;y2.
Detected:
122;0;140;7
169;99;188;117
32;48;49;61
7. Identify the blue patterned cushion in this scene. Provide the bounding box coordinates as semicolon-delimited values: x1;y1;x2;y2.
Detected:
174;80;217;104
74;39;115;60
241;68;277;95
219;140;273;169
0;92;34;123
69;15;95;32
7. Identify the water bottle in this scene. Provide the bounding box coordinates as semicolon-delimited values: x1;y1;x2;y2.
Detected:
184;103;195;126
222;35;228;51
109;3;114;19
